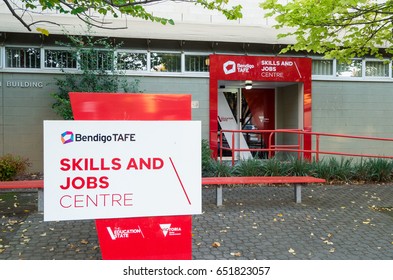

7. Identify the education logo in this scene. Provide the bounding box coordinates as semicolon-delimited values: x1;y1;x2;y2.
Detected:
106;226;144;240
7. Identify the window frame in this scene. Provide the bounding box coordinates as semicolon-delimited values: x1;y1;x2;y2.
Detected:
115;49;148;72
149;50;182;73
4;45;42;69
43;47;78;70
184;52;210;73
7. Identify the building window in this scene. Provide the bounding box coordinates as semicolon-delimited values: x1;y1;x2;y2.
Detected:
185;54;209;72
336;59;362;77
117;52;147;71
79;49;114;70
44;49;77;69
312;59;333;76
365;60;389;77
150;52;181;72
6;47;40;68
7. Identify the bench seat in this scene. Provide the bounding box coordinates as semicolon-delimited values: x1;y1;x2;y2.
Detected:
202;176;326;206
0;180;44;211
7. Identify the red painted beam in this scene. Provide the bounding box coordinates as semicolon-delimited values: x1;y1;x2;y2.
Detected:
0;180;44;189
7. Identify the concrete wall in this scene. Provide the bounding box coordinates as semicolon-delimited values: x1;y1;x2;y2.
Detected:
276;84;300;150
2;71;393;173
1;73;61;172
312;81;393;159
0;73;210;172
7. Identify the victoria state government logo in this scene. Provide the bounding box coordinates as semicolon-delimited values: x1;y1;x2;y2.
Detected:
159;224;182;237
61;131;74;144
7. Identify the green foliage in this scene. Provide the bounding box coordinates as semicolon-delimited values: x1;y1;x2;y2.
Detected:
233;158;264;176
0;154;31;181
201;154;393;184
51;27;142;120
285;157;311;176
360;158;393;183
261;0;393;61
262;157;286;176
310;157;354;183
205;160;234;177
202;139;214;177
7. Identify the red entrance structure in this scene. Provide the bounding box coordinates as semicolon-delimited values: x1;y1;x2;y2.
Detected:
209;55;312;158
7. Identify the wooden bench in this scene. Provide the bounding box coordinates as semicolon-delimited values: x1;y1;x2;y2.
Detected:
201;176;326;206
0;180;44;211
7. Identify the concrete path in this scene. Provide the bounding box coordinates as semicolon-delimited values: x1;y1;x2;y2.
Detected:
1;184;392;260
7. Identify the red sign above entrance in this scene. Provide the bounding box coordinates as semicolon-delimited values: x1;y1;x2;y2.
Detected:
211;55;311;82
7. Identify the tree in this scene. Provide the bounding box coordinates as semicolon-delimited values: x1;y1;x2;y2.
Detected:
51;27;142;120
261;0;393;61
4;0;242;34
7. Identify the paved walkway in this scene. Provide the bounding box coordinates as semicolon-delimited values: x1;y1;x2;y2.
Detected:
1;184;393;260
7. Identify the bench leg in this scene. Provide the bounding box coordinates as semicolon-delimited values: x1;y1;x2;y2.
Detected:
294;184;302;203
38;189;44;212
216;186;223;206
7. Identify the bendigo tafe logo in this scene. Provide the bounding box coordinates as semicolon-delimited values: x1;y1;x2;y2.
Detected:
61;131;74;144
60;131;136;144
223;60;236;74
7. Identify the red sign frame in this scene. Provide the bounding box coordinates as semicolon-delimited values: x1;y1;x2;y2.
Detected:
69;92;193;260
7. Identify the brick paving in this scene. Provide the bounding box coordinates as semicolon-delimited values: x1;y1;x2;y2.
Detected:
1;184;393;260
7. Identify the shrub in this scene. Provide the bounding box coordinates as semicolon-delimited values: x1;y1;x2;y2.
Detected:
202;139;214;177
233;158;264;176
285;156;311;176
52;26;142;120
206;160;234;177
0;154;31;181
362;158;393;183
310;157;353;183
261;157;286;176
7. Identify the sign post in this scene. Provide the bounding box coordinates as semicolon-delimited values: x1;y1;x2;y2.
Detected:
44;92;200;260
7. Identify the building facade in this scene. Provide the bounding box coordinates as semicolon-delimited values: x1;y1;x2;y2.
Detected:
1;1;393;172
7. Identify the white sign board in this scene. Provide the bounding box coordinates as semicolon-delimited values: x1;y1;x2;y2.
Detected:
43;120;201;221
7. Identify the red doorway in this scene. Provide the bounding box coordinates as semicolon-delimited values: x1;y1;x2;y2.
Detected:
242;88;275;148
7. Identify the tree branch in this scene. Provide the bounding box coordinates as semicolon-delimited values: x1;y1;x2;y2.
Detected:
3;0;32;31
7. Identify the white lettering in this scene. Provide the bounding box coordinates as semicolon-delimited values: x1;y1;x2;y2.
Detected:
5;80;44;88
261;72;284;78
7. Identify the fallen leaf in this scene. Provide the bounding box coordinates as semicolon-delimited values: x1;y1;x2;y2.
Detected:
363;219;371;224
40;233;47;237
80;239;89;245
329;248;335;253
212;241;221;248
277;213;283;217
288;248;296;255
230;252;242;257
